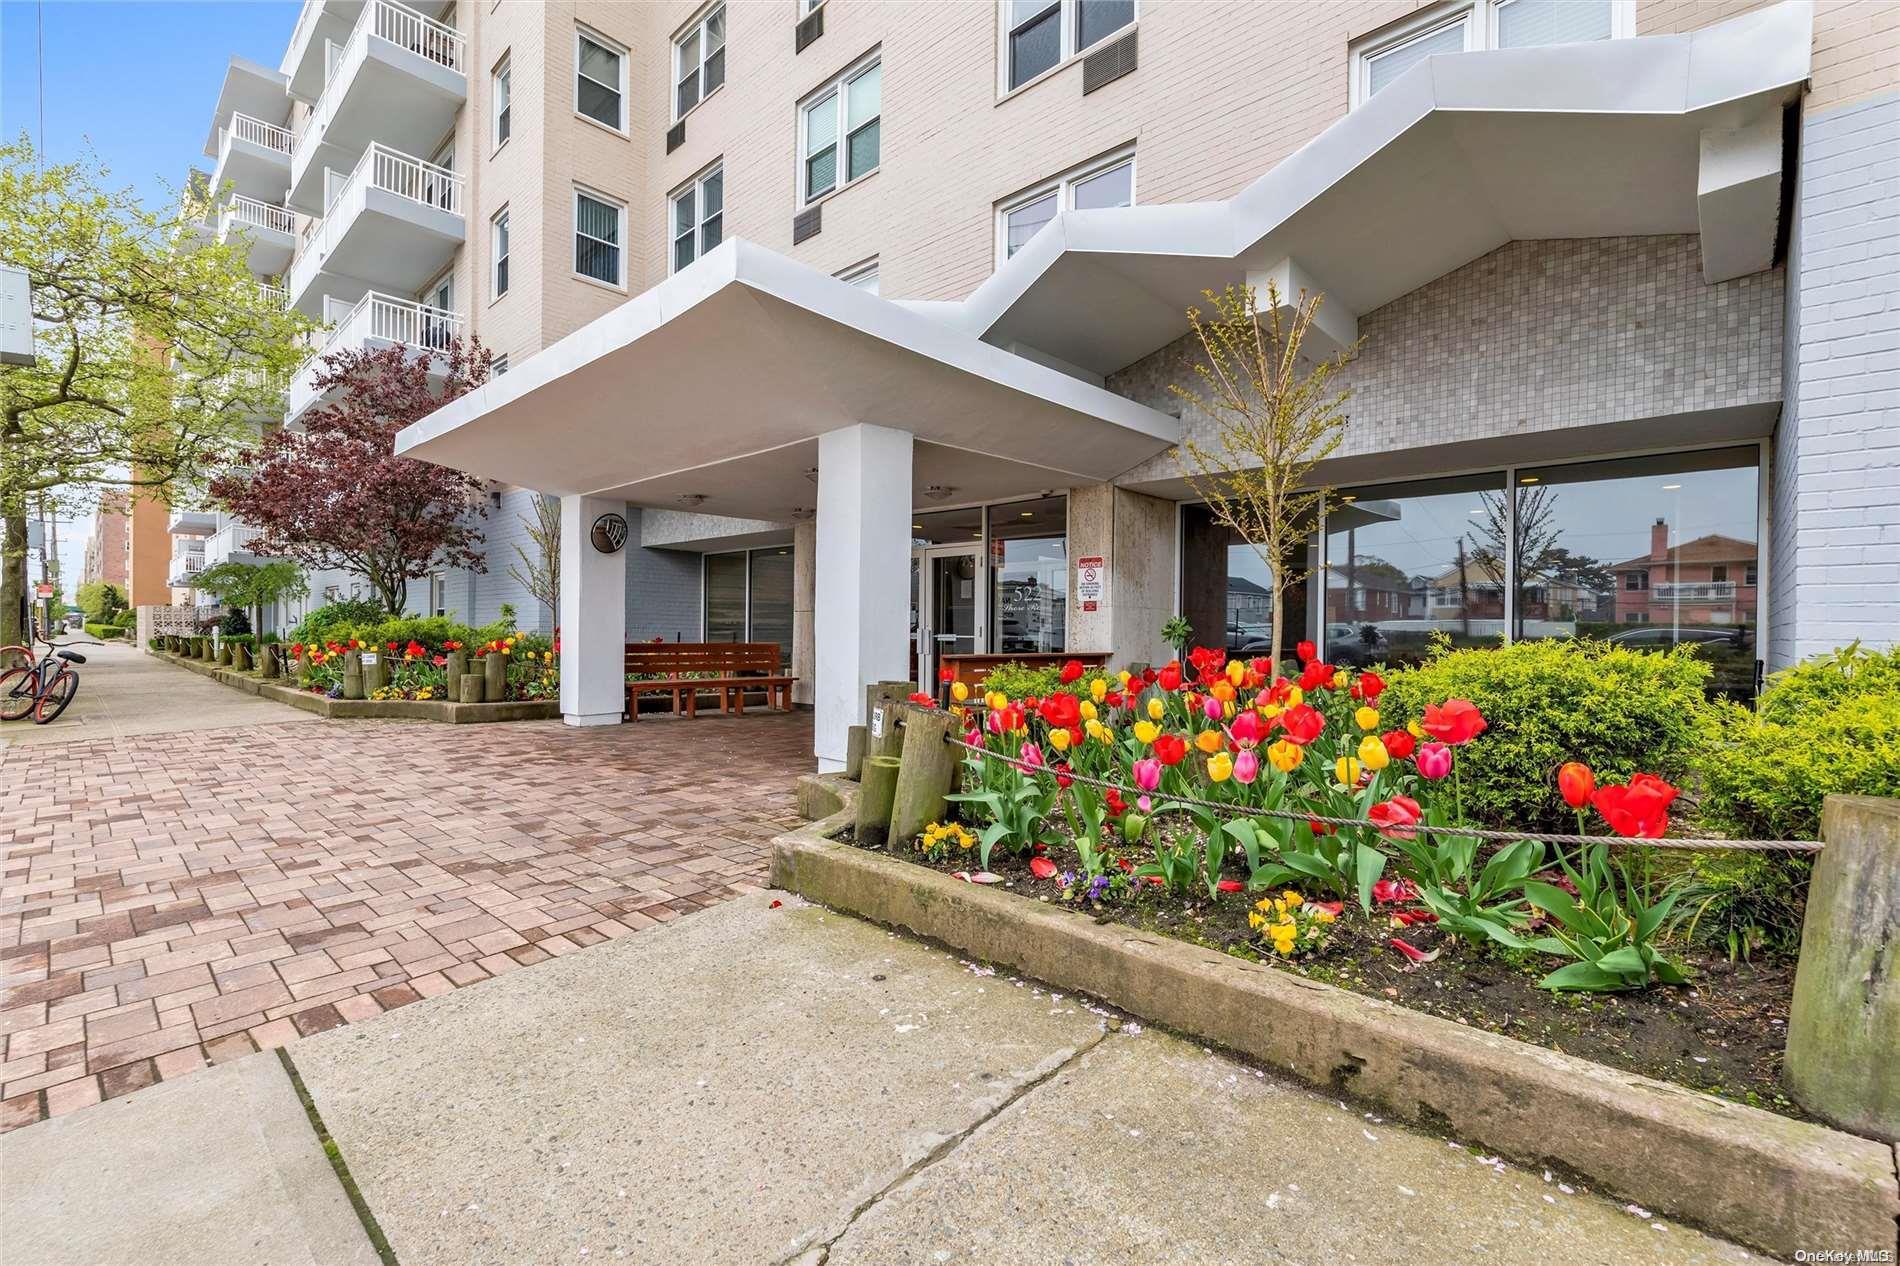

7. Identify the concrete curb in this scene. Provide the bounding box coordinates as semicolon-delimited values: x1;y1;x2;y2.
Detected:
771;776;1900;1261
156;653;560;724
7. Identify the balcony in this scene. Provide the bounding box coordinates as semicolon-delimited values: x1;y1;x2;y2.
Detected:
288;291;464;420
217;195;296;275
1651;581;1741;603
168;543;207;588
205;520;264;567
212;113;294;202
288;144;464;314
168;510;218;536
288;0;466;215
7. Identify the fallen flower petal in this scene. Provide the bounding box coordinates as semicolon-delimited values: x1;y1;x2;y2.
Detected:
1390;937;1442;965
1029;856;1058;880
768;899;783;909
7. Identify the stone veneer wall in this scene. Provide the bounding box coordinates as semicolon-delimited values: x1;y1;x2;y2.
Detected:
1109;236;1784;486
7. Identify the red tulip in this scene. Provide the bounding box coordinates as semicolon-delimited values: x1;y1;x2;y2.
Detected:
1296;640;1317;664
1591;774;1678;838
1039;693;1081;729
1053;761;1073;790
907;692;936;707
1298;661;1333;692
1029;856;1058;880
1216;879;1244;893
1058;658;1085;684
1157;663;1183;692
1557;761;1596;810
1381;729;1416;760
1421;698;1488;745
1278;704;1325;746
1152;734;1188;766
1354;670;1386;701
1309;899;1344;917
939;664;956;683
1229;709;1268;748
1367;795;1423;840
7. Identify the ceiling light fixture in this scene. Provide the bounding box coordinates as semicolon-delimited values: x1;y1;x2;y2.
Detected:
921;484;956;501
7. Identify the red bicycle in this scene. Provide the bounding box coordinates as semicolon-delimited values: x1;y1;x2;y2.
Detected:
0;632;97;725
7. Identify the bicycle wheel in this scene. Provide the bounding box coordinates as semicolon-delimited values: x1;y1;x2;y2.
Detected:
0;667;36;721
34;669;77;725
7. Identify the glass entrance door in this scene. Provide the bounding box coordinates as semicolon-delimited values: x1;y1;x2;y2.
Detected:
913;547;984;689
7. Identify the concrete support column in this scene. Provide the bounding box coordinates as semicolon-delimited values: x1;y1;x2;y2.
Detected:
814;424;913;771
1066;483;1177;669
791;518;816;708
558;494;628;727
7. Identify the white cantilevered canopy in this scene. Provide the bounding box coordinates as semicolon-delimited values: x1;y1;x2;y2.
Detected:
396;239;1180;519
953;0;1812;377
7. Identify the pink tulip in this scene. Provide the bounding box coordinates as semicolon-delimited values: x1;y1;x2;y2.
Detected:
1137;794;1153;812
1133;757;1162;792
1202;694;1224;721
1232;749;1259;784
1020;742;1044;770
963;727;982;747
1229;710;1268;748
1416;742;1453;780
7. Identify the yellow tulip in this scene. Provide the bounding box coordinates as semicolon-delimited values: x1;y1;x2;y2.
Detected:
950;681;969;702
1335;756;1362;786
1408;720;1424;739
1133;720;1160;744
1261;702;1284;720
1207;751;1234;782
1332;670;1348;689
1267;739;1302;773
988;690;1008;712
1093;722;1115;744
1284;686;1303;709
1049;728;1073;752
1355;706;1380;731
1358;734;1390;771
1080;700;1098;722
1118;670;1132;687
1211;680;1235;704
1147;697;1165;722
1195;728;1223;754
1226;659;1245;686
1090;677;1108;703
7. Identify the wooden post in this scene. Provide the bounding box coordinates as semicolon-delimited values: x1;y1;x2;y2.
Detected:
865;680;913;762
891;704;961;848
363;653;388;696
233;644;252;671
457;673;485;704
444;649;467;686
844;725;867;780
260;645;280;679
483;652;507;702
856;756;902;850
217;643;232;666
342;651;364;700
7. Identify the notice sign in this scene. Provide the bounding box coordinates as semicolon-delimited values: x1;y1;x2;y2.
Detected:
1076;556;1105;613
35;582;53;599
361;651;379;667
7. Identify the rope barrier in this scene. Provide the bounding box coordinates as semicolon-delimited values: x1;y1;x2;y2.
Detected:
937;731;1823;855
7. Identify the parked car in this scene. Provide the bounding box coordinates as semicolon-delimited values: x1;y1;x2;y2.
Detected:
1324;622;1390;667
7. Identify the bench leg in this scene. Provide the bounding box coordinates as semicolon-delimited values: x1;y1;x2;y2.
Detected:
731;686;745;716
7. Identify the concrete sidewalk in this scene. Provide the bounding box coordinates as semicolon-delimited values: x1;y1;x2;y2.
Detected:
1;893;1769;1265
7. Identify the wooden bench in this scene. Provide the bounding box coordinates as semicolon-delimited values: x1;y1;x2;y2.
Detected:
624;642;796;719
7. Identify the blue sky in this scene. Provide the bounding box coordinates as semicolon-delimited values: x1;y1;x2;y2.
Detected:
3;0;299;591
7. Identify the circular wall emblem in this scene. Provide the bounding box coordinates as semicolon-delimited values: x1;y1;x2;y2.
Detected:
590;512;629;554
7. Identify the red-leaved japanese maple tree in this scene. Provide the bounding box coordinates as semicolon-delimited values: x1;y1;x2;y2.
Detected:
210;337;493;614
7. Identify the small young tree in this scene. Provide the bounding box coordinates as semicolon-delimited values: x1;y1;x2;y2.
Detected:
76;580;127;623
1172;280;1358;669
195;559;307;640
210;340;491;614
505;494;560;622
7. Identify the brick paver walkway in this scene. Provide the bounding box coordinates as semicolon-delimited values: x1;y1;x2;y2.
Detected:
0;713;810;1131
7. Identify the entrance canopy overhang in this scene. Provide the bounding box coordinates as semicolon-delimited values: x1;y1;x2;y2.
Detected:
945;0;1812;377
396;240;1181;521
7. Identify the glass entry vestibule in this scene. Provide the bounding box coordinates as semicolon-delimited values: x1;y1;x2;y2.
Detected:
910;495;1066;689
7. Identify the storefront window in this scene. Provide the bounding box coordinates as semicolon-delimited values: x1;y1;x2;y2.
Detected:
1179;503;1313;661
989;496;1066;654
748;547;794;662
703;546;795;661
1513;447;1759;699
1322;473;1508;669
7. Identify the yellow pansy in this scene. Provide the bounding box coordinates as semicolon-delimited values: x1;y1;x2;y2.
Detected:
1207;751;1234;782
1282;890;1303;908
1267;739;1302;773
1335;756;1362;786
1133;720;1160;744
1358;734;1391;771
1194;728;1223;754
1355;706;1380;731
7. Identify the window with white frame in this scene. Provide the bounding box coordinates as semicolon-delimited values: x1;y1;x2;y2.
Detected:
836;258;879;295
670;164;723;273
492;354;509;375
997;148;1132;262
802;0;824;12
799;54;880;204
575;28;627;130
1003;0;1135;92
493;54;511;147
674;5;727;119
1350;0;1630;107
491;208;510;297
575;189;625;285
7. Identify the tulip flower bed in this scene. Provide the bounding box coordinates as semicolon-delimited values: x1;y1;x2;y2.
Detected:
853;648;1805;1116
291;631;557;701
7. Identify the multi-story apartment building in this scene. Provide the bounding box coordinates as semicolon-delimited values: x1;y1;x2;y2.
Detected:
201;0;1895;768
81;494;131;591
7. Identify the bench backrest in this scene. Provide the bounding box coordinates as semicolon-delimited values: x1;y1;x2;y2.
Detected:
624;641;784;676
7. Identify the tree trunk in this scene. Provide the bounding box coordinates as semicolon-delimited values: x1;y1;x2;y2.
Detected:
1;512;27;648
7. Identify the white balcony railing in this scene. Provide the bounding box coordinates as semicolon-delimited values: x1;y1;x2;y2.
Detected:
296;291;464;390
228;112;294;155
305;0;466;144
222;195;295;237
207;522;261;564
348;142;463;216
1652;581;1740;602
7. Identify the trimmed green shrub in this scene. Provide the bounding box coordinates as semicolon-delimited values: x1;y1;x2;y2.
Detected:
978;660;1110;701
1378;637;1715;832
112;608;138;629
287;598;387;647
221;607;251;635
1752;641;1900;726
1697;682;1900;842
84;623;126;639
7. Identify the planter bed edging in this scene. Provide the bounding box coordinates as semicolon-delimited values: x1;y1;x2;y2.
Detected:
772;777;1898;1261
157;653;560;723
